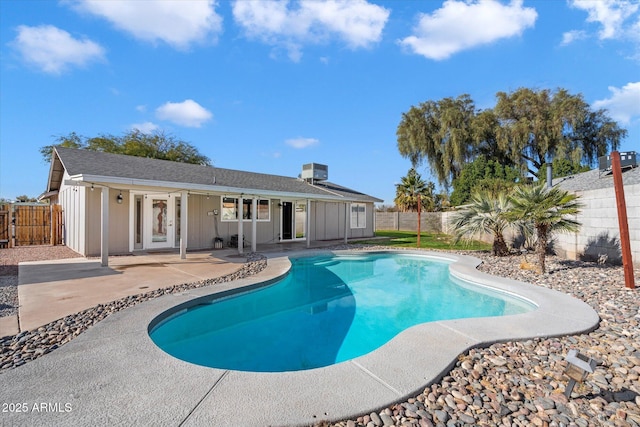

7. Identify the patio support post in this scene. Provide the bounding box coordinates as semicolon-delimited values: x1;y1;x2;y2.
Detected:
180;190;188;259
238;195;244;255
251;198;257;253
100;187;109;267
306;199;311;248
344;202;349;244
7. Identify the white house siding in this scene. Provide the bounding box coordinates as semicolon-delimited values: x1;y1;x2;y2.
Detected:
85;188;130;256
58;172;85;255
312;201;343;241
310;201;375;241
186;195;218;249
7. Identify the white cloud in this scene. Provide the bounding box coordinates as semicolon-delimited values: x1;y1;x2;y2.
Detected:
130;122;160;134
155;100;213;127
285;137;319;149
232;0;389;61
561;29;587;45
592;82;640;125
10;25;105;74
66;0;223;49
398;0;537;61
135;105;147;113
568;0;639;40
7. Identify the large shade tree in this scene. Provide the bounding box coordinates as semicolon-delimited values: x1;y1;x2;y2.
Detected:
450;155;523;206
40;130;211;165
397;95;476;189
397;88;627;187
494;87;626;176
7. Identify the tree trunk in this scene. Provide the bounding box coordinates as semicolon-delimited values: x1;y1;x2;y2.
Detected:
493;232;509;256
536;225;548;274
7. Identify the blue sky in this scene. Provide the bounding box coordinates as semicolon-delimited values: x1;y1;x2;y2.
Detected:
1;0;639;205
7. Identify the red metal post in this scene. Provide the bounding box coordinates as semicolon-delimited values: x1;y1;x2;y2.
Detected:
611;152;635;289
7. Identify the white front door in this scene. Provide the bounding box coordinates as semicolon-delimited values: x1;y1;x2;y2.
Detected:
145;197;175;249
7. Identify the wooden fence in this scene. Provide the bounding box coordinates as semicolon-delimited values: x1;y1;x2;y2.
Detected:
0;204;9;248
0;203;63;248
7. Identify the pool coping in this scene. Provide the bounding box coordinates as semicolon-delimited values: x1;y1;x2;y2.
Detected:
0;250;600;427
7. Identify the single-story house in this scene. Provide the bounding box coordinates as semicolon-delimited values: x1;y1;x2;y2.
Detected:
42;147;382;265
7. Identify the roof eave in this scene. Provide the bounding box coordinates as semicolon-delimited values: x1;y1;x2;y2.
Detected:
65;175;353;202
45;148;65;193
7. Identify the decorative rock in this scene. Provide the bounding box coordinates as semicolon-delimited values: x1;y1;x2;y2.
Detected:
534;397;555;411
370;412;382;426
434;410;449;423
458;413;475;424
380;413;394;426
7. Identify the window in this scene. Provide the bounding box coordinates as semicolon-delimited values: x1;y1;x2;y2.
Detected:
350;203;366;229
257;199;270;220
221;197;237;221
221;197;270;221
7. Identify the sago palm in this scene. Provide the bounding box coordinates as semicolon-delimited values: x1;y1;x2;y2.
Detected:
507;183;582;273
449;190;512;256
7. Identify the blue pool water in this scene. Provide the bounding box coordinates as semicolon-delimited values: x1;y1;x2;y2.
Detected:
149;253;534;372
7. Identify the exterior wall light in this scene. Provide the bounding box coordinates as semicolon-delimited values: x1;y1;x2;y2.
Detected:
116;192;123;204
564;349;597;397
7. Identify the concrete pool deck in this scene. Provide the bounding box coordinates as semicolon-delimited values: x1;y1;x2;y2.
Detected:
0;250;599;427
15;250;245;333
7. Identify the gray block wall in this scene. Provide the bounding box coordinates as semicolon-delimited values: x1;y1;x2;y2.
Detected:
375;212;442;233
554;182;639;266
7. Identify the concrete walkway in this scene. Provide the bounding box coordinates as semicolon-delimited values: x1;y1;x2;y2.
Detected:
0;315;18;338
13;250;245;334
0;250;599;427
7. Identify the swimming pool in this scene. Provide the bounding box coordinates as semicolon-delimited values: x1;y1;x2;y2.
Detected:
149;252;535;372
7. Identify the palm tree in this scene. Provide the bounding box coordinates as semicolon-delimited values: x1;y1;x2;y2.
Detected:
507;183;582;273
449;190;512;256
395;169;432;247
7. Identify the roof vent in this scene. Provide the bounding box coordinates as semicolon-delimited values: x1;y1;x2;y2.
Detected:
301;163;328;183
598;151;637;177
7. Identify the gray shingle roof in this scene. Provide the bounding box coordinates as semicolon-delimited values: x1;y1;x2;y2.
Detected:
555;165;640;192
52;147;382;202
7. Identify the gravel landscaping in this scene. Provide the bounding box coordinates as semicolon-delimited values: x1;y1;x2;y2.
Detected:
322;247;640;427
0;245;638;426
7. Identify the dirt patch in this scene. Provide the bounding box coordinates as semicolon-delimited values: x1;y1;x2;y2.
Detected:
0;245;81;276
